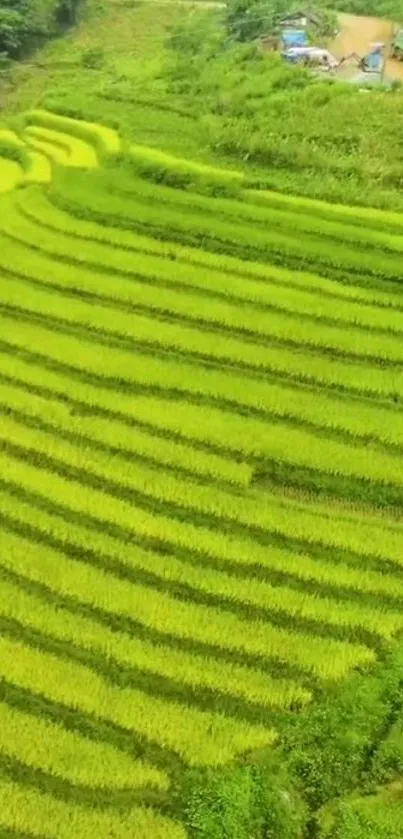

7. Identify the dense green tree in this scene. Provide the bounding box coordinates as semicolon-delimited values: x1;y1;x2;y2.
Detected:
226;0;290;42
56;0;81;26
0;0;82;56
0;7;25;54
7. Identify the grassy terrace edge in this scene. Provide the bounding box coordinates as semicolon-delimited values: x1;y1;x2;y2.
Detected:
1;103;403;839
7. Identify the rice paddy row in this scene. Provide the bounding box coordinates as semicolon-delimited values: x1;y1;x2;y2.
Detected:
1;110;403;838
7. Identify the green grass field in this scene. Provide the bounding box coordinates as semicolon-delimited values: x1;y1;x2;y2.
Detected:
0;101;403;837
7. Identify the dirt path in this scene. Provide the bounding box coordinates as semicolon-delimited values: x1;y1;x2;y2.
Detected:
330;13;393;59
329;13;403;80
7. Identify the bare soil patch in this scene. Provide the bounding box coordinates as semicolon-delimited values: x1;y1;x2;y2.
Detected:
329;13;403;81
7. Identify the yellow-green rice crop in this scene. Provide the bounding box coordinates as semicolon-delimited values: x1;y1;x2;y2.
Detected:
0;460;375;681
0;135;51;183
18;187;403;311
3;123;403;831
0;426;401;568
0;159;23;192
2;481;402;609
0;382;252;488
2;228;403;371
2;259;403;394
106;166;403;258
1;384;403;517
25;109;121;157
0;700;169;791
3;198;403;335
2;289;398;402
247;187;403;235
1;338;403;459
24;150;52;184
0;534;311;709
25;125;97;168
0;379;252;485
49;169;403;280
4;318;403;494
1;521;401;644
0;776;185;839
129;143;243;195
110;172;403;270
0;633;276;765
0;129;25;148
24;133;71;166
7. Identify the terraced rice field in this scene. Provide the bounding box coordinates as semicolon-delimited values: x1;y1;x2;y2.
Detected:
1;110;403;836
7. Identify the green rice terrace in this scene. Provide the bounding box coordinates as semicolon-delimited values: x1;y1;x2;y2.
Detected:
1;98;403;838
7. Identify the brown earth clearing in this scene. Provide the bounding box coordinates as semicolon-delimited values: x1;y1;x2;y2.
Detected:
329;12;403;80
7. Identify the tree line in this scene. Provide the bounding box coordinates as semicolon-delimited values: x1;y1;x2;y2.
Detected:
0;0;82;58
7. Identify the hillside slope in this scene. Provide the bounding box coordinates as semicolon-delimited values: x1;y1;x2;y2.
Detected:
1;4;403;838
0;105;402;837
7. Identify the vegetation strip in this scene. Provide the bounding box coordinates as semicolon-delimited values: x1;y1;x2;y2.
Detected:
19;188;403;311
2;88;403;837
5;234;403;372
24;126;97;168
2;467;403;609
0;575;279;765
0;327;401;563
49;170;403;282
0;700;169;792
2;498;399;646
1;328;403;459
1;346;403;498
0;496;311;712
0;775;186;839
4;202;403;337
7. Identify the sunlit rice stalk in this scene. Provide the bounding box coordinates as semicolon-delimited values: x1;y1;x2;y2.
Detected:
2;482;402;609
0;699;169;791
25;109;121;157
0;775;186;839
1;341;403;459
19;187;403;310
1;394;403;515
3;206;403;337
0;431;400;567
0;539;311;710
0;634;276;765
25;125;97;169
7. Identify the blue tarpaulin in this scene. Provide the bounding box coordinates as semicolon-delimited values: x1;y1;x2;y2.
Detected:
281;29;308;47
365;49;382;70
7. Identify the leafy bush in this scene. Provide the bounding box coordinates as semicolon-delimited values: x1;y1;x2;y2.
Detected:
178;761;307;839
283;646;403;810
81;46;104;69
372;719;403;782
318;789;403;839
226;0;290;42
0;7;26;55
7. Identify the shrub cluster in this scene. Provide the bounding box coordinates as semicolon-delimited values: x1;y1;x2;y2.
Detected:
178;645;403;837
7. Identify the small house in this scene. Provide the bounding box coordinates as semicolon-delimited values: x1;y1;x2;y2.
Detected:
278;9;321;30
262;8;324;53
